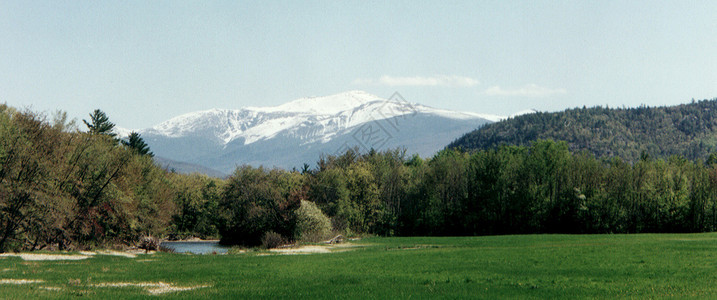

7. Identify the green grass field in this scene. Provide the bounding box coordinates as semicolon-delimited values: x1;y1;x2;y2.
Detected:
2;233;717;299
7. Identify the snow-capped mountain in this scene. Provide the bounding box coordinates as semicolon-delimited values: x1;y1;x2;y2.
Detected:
138;91;502;175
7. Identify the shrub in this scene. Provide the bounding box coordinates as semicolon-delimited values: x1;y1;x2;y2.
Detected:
261;231;286;249
294;200;333;242
158;244;176;253
138;236;160;251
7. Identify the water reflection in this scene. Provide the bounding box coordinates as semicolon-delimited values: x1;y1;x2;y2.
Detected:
160;241;228;254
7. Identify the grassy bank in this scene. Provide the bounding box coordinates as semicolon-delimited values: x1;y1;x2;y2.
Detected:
2;234;717;298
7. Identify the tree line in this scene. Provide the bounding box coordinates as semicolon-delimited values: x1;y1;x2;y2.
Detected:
6;104;717;252
183;141;717;246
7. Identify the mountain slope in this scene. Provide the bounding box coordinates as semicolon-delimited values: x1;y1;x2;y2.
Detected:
139;91;499;174
449;98;717;162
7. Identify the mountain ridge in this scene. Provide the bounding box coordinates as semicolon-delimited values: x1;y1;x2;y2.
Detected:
140;91;503;146
124;91;504;174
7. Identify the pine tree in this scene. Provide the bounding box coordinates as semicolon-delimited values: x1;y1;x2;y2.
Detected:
123;132;154;157
83;109;116;137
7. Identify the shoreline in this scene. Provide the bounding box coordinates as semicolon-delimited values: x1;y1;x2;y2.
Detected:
162;238;220;243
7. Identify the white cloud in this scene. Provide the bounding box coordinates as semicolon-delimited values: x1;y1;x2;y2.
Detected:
485;84;567;97
352;75;480;87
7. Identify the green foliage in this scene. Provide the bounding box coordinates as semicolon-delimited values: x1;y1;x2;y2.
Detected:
51;110;77;132
294;200;333;242
0;107;175;252
169;174;222;239
122;132;153;157
303;140;717;236
0;108;63;251
83;109;116;137
449;99;717;163
260;231;286;249
217;166;300;246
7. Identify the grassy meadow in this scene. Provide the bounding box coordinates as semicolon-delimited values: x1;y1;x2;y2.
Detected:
2;234;717;298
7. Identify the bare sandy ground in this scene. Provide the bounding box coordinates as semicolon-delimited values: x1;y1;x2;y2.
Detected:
0;278;208;295
270;245;331;254
266;242;366;255
0;249;153;261
0;278;65;292
0;279;45;284
92;281;210;295
96;250;138;258
0;253;91;261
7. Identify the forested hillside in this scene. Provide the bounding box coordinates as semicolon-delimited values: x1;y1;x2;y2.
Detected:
449;98;717;162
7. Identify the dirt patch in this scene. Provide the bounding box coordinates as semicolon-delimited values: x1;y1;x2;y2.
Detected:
0;253;91;261
96;250;137;258
92;281;210;295
0;279;45;285
126;249;156;255
265;243;364;255
0;250;151;261
270;245;331;255
147;283;210;295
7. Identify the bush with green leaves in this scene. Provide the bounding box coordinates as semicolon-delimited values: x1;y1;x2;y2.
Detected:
261;231;286;249
294;200;333;242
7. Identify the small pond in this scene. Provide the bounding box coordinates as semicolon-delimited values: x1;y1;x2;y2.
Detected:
160;241;229;254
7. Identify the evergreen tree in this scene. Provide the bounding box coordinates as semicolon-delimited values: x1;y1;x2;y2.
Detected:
123;132;153;157
83;109;116;137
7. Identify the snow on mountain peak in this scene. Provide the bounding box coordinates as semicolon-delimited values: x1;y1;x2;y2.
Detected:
248;90;381;115
144;91;502;146
113;126;135;139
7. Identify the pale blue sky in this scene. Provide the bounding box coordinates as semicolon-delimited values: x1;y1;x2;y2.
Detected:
1;1;716;129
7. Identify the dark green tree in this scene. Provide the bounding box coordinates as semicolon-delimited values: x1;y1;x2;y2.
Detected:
217;166;300;246
83;109;116;137
123;132;153;157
